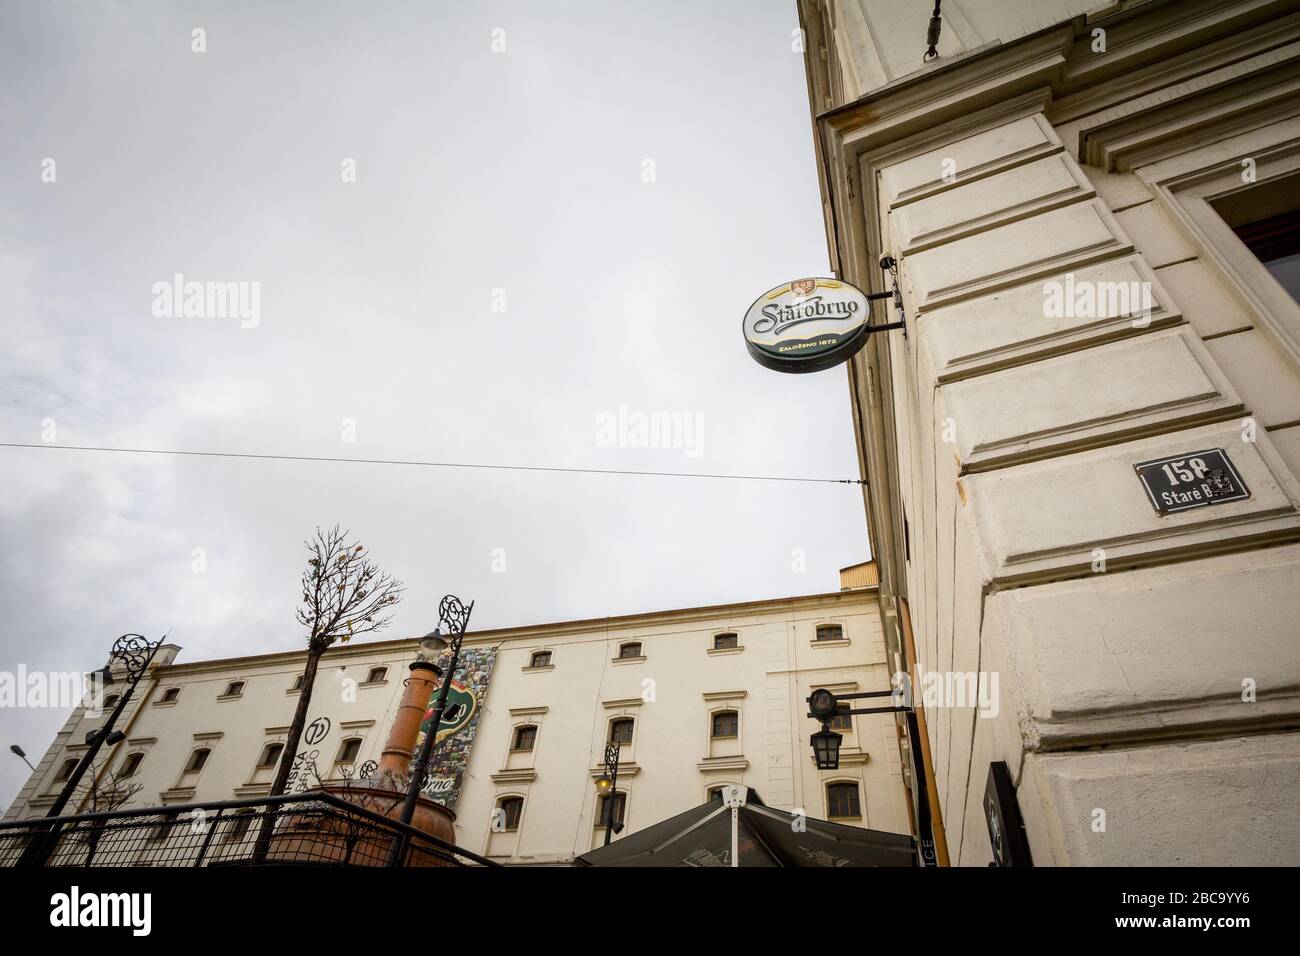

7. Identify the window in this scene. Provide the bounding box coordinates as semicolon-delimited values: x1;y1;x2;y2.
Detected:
364;666;388;684
713;632;738;650
120;752;144;777
257;742;284;770
148;811;180;843
711;710;739;739
1214;174;1300;305
708;786;726;801
608;718;634;746
159;687;180;703
335;737;362;764
222;810;255;844
497;796;523;831
529;651;552;668
618;642;642;660
54;758;78;782
185;748;211;773
289;674;305;692
827;782;861;819
511;726;537;752
597;792;626;829
815;624;844;642
830;704;852;731
222;681;245;698
103;694;121;710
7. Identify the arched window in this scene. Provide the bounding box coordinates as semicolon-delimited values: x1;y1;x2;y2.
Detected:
335;737;362;764
530;650;552;668
257;742;284;770
184;748;210;773
54;757;78;782
713;632;738;650
497;796;524;831
618;642;642;660
512;725;537;752
815;624;844;642
826;782;861;819
365;667;388;684
711;710;739;739
608;718;634;746
159;687;180;703
222;681;245;697
103;694;121;710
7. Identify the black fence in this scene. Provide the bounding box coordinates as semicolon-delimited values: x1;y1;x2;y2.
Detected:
0;790;497;868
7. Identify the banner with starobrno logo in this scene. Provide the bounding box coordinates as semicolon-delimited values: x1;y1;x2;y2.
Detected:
413;646;497;810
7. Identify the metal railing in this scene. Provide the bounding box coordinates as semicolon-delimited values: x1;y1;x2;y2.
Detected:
0;790;497;868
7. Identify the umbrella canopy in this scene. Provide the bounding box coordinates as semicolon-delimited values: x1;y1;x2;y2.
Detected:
574;788;915;867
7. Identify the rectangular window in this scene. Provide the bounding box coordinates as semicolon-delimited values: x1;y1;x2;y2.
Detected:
815;624;844;642
830;704;852;731
597;793;626;829
608;719;634;745
711;711;739;738
713;633;738;650
827;782;861;819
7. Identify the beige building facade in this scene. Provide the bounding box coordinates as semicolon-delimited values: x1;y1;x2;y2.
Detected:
799;0;1300;864
5;577;912;864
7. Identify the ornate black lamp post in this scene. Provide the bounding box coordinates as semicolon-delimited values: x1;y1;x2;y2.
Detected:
594;742;622;846
385;594;473;866
46;634;162;818
19;633;162;867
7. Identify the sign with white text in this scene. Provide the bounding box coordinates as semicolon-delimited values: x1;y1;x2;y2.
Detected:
1134;448;1250;515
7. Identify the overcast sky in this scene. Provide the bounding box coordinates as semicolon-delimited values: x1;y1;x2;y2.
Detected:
0;1;868;807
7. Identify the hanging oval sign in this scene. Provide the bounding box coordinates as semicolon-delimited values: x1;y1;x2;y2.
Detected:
742;277;873;373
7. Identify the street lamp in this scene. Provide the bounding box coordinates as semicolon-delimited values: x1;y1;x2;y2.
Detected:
385;594;474;866
595;742;623;845
806;684;938;867
47;634;161;819
810;727;843;770
9;745;35;772
19;633;162;869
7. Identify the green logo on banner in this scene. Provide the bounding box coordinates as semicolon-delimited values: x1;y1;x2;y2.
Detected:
417;680;476;747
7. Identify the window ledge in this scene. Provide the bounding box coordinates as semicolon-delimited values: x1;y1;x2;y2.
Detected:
611;655;646;665
153;700;178;708
216;694;243;702
696;755;749;773
707;645;744;656
492;768;539;783
522;664;555;673
358;680;388;688
285;688;302;696
810;638;851;649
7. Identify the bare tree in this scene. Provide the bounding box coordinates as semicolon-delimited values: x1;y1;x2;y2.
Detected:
269;526;404;798
72;762;144;865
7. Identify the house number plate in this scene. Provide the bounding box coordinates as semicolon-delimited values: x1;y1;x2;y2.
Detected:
1134;448;1250;515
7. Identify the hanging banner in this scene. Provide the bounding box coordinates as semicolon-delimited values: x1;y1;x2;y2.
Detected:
742;277;874;373
413;646;497;810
